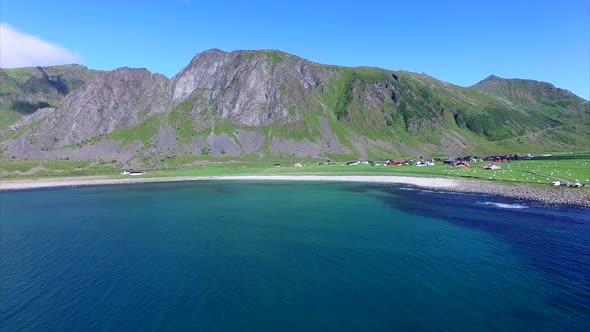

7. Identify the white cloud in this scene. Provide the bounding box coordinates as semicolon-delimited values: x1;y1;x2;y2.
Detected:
0;23;81;68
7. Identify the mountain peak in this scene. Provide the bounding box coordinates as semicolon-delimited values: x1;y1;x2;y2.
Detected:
187;48;227;63
474;75;504;86
471;74;584;103
200;48;226;55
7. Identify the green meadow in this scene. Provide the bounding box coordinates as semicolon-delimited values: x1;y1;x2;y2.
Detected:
2;155;588;187
154;159;589;185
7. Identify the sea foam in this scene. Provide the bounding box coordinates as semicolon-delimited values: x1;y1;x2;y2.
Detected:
477;201;529;209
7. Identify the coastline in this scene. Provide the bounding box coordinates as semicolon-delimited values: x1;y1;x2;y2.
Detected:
451;181;590;208
0;175;459;191
1;175;589;208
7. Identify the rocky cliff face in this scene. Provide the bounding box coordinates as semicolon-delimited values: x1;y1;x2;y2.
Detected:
2;49;589;167
28;68;170;148
170;49;340;127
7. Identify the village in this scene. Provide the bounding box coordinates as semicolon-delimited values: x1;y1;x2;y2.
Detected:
335;154;531;168
266;153;588;189
114;153;588;189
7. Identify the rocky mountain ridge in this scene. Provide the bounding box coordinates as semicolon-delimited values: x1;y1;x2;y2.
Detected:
1;49;588;169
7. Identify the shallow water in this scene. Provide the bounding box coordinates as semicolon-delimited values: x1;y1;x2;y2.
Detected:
1;181;589;331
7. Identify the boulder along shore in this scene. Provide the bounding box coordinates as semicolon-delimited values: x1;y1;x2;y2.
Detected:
440;180;590;208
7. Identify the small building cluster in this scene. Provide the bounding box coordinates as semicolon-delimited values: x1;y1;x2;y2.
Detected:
121;170;144;176
482;164;501;170
272;162;306;168
340;154;535;169
552;181;584;188
343;159;436;167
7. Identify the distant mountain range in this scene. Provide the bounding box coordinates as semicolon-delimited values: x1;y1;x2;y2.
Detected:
1;49;588;168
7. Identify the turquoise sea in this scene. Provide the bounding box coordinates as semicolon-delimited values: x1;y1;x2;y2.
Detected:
1;181;589;331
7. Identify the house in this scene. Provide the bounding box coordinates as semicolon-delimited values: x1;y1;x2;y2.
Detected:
121;170;143;176
274;163;281;168
416;161;434;167
489;156;507;163
482;164;501;170
453;161;469;168
294;162;303;167
387;160;405;166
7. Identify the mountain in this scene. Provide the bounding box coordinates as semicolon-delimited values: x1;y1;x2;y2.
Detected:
0;65;99;130
28;68;170;147
1;49;588;169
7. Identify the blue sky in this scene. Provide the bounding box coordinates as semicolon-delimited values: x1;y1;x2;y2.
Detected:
1;0;589;99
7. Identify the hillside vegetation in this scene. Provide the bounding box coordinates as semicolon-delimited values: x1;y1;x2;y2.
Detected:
1;49;588;172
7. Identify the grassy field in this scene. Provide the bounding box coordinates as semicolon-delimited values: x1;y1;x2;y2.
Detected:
0;159;121;178
1;155;588;187
151;159;589;185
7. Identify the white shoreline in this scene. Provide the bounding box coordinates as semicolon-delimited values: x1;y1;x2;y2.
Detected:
0;175;459;191
2;175;588;207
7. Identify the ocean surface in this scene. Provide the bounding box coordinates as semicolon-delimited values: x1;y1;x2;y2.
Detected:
1;181;589;331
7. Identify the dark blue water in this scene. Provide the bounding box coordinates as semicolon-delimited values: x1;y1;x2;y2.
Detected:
1;181;589;331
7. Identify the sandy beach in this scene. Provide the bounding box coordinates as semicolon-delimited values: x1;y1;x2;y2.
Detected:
0;175;459;191
1;175;589;207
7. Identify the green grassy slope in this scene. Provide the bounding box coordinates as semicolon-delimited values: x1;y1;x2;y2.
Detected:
46;64;590;162
2;52;588;163
298;68;590;156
